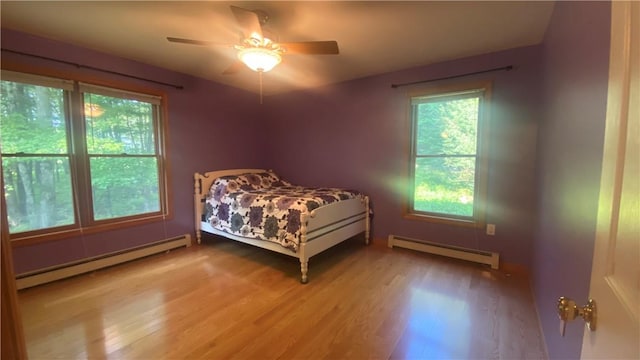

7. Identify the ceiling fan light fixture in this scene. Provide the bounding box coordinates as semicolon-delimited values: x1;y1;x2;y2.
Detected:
237;47;282;72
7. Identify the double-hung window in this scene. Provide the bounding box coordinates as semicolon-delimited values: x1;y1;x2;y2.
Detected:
407;83;491;226
81;84;163;221
0;70;168;241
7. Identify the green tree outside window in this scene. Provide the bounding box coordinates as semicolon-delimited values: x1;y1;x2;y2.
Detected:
409;87;489;224
1;72;166;236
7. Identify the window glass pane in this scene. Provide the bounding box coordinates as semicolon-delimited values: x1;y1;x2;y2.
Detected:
415;97;479;156
2;157;75;233
414;157;475;217
0;81;67;154
90;157;160;220
1;80;74;233
84;93;156;155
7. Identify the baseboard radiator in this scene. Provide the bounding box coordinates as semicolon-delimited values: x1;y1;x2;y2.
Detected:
388;235;499;270
16;234;192;290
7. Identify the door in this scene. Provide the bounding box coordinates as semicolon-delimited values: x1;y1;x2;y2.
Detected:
1;156;28;358
581;1;639;358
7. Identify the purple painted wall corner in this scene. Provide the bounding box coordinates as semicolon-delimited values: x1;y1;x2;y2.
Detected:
264;45;543;267
532;1;611;358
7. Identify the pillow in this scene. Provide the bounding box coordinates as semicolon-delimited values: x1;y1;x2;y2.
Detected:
209;171;290;201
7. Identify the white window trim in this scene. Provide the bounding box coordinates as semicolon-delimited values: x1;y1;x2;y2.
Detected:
405;81;492;228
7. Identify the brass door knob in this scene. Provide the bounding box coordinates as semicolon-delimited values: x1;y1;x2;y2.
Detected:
557;297;597;336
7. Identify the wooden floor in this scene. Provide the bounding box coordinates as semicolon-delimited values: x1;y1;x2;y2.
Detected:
19;236;547;359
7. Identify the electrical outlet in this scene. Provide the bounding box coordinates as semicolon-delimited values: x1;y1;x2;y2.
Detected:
486;224;496;236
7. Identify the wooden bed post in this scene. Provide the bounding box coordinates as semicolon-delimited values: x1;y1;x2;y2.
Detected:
299;212;310;284
299;250;309;284
364;196;371;245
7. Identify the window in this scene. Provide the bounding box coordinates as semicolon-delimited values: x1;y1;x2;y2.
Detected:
1;71;168;240
82;85;162;221
407;83;490;226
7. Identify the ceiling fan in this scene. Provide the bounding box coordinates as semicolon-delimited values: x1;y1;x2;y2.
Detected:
167;5;340;75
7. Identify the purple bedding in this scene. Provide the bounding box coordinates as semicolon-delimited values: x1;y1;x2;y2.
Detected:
203;171;362;251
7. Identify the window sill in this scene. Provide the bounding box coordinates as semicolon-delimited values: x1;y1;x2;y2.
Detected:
9;213;171;248
403;212;484;229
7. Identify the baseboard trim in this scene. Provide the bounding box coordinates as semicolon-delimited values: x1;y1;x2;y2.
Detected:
16;234;191;290
388;234;500;270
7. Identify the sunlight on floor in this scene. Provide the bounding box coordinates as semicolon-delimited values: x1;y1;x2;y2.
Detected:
402;287;471;359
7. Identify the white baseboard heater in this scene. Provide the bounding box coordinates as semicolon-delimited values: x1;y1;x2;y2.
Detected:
16;234;192;290
388;234;499;270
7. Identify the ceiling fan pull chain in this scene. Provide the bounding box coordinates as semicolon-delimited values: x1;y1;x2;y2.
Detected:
259;70;264;105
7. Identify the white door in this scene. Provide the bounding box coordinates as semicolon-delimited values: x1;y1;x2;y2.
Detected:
581;1;639;359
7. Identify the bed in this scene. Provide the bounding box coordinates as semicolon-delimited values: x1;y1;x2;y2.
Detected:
194;169;370;283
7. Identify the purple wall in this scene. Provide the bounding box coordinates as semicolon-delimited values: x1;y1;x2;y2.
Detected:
264;45;543;267
532;2;610;359
1;29;268;274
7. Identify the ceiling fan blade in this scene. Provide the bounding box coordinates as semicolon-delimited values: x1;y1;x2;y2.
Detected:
230;5;263;40
167;37;216;46
222;60;246;75
279;41;340;55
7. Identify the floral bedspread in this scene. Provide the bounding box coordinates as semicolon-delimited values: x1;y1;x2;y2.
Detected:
202;171;362;252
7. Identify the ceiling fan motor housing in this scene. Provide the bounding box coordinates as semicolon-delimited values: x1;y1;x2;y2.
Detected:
167;5;339;76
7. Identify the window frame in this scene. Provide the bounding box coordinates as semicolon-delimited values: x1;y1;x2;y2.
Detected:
404;81;492;228
1;66;172;246
79;84;165;225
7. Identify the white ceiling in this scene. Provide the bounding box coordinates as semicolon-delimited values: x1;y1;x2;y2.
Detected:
1;1;555;95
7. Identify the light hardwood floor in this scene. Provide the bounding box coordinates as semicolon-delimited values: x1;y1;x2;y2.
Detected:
19;236;547;359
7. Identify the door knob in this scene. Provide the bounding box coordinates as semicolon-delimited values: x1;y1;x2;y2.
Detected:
557;297;597;336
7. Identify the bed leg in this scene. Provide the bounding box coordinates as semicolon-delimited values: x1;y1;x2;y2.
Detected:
300;259;309;284
196;230;202;244
365;196;371;245
365;227;370;245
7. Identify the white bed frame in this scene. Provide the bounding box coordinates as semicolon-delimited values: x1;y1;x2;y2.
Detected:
194;169;370;283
